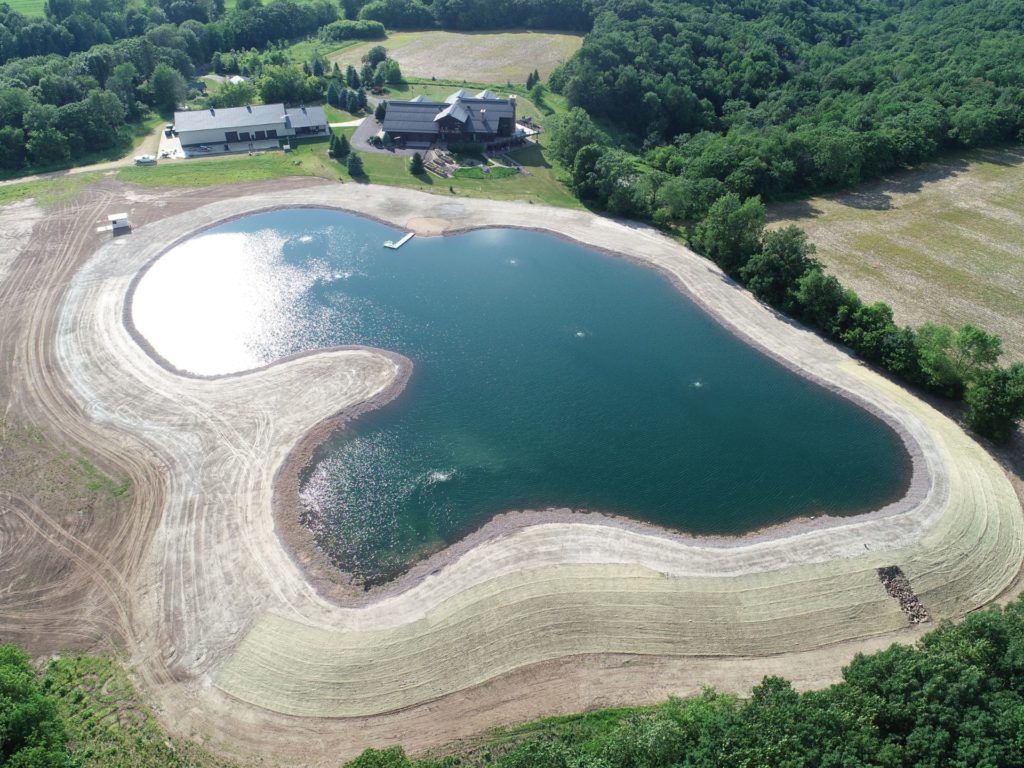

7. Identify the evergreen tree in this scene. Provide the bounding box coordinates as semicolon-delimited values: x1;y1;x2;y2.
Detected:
345;89;360;113
526;71;536;89
335;132;350;159
346;64;360;89
409;151;424;175
357;89;368;110
326;81;341;108
346;151;363;176
328;132;338;156
374;101;386;121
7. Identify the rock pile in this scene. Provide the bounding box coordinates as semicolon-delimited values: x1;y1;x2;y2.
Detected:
877;565;931;624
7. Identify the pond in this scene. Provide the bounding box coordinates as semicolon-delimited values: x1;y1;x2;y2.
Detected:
131;208;911;584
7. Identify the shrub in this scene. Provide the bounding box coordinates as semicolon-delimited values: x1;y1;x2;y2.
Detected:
319;19;385;42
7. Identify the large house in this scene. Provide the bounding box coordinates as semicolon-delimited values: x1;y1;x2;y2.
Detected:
173;103;328;148
381;90;517;146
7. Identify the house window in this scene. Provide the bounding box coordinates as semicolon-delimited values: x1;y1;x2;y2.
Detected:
267;129;278;138
225;131;239;142
254;130;266;140
239;132;250;141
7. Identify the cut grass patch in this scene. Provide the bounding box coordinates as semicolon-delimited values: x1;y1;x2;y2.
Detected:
0;173;104;208
769;145;1024;361
118;139;338;187
329;30;582;85
6;0;44;15
119;131;581;209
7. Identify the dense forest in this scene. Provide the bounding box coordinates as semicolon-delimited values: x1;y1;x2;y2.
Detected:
548;0;1024;215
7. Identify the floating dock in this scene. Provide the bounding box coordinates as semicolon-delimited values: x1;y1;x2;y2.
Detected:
384;232;415;249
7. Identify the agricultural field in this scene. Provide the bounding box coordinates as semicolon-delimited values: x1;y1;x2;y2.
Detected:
6;0;44;15
770;146;1024;362
329;30;583;84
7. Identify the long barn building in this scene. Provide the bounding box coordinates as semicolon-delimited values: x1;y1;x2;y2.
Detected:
173;104;328;148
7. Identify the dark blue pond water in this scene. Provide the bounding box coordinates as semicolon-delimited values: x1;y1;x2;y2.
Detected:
132;208;911;583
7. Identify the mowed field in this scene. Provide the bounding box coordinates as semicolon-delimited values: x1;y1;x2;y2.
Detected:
7;0;44;15
770;147;1024;362
329;30;582;83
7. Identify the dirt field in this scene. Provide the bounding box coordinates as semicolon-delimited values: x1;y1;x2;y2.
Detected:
770;146;1024;361
328;30;583;83
0;178;1021;767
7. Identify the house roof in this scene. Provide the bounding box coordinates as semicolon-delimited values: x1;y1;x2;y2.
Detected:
285;105;328;130
174;103;287;133
475;89;499;100
383;92;515;137
435;100;469;123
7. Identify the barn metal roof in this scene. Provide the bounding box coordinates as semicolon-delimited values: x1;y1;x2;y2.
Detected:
285;105;328;130
174;103;287;132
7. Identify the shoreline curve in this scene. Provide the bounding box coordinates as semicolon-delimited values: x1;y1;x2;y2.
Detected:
49;181;1022;738
125;207;924;602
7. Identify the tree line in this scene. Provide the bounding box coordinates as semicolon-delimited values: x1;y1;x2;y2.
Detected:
340;0;593;32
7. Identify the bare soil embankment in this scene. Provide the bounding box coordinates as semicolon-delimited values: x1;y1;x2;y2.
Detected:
0;177;1021;767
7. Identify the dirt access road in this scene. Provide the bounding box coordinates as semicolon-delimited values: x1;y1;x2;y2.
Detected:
0;125;162;189
0;177;1021;766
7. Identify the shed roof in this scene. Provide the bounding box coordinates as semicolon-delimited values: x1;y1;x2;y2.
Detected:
284;105;328;129
174;103;287;133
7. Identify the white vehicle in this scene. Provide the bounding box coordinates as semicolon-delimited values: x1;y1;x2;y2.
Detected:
133;154;157;165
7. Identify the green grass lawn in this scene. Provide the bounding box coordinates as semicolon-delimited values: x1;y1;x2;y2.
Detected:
6;0;45;15
283;36;359;65
324;104;367;123
0;173;104;207
118;130;580;209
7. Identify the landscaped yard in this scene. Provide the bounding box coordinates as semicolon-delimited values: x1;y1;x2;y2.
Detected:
117;131;581;209
770;146;1024;361
328;30;582;84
